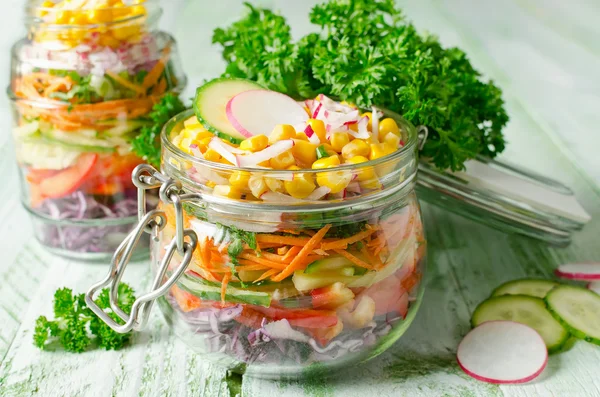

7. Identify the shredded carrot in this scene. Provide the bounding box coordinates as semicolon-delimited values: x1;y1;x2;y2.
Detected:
245;242;280;250
361;245;382;269
106;71;147;96
237;254;287;269
143;58;167;89
277;246;290;255
257;235;312;246
320;228;377;251
253;251;288;264
235;263;270;271
281;229;302;235
282;246;302;262
333;249;374;270
271;224;331;282
200;237;211;267
312;249;329;256
255;269;279;282
151;77;167;95
221;273;231;304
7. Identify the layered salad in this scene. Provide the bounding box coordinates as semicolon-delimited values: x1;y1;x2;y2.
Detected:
11;0;183;253
156;78;425;372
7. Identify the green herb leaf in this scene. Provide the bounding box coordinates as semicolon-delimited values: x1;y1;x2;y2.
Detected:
316;145;329;159
131;93;185;167
213;0;509;171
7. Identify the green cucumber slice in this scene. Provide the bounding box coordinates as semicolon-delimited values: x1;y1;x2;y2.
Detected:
193;77;265;144
545;285;600;346
492;279;559;298
179;274;271;307
472;295;569;353
305;255;353;274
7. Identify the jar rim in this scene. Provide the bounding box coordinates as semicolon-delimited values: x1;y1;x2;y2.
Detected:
161;108;419;176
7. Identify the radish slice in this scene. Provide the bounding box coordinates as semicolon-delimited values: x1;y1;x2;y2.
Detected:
226;90;308;137
260;191;304;203
457;321;548;384
208;138;238;165
318;94;356;113
312;102;323;119
348;116;370;139
371;106;380;142
304;125;321;145
555;263;600;280
305;186;331;201
235;140;294;168
189;144;204;159
588;282;600;295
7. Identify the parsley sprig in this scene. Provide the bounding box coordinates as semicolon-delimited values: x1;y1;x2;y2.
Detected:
213;0;509;171
34;284;135;353
131;93;185;167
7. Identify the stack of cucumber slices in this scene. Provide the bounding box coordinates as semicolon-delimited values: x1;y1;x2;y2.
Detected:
457;263;600;384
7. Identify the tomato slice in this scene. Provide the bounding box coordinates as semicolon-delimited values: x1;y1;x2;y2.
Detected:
26;168;60;184
250;305;339;329
38;153;98;198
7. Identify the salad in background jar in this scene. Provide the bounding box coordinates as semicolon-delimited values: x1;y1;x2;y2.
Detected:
8;0;187;258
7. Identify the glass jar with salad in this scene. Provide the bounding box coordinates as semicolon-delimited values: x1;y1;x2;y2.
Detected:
9;0;187;258
85;78;426;379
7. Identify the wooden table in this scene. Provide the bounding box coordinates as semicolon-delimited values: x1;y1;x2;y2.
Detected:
1;0;599;396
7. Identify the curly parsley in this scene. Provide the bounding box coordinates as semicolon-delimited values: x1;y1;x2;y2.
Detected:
213;0;509;171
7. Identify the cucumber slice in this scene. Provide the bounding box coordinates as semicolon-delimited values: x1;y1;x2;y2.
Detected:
472;295;569;353
492;279;559;298
193;78;265;144
305;255;353;274
179;275;271;307
545;285;600;346
292;270;360;292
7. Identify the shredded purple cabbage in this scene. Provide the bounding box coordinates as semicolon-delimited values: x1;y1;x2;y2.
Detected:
165;294;395;367
33;190;146;254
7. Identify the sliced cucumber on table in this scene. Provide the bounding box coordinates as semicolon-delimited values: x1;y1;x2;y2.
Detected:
491;279;559;298
545;285;600;346
472;294;569;353
193;77;264;144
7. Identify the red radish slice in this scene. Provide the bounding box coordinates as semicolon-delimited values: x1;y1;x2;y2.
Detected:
235;140;294;168
189;144;204;159
348;116;370;139
260;191;304;203
226;90;308;137
208;138;238;165
304;125;321;145
318;94;356;113
305;186;331;201
39;153;98;198
588;282;600;295
457;321;548;384
555;263;600;280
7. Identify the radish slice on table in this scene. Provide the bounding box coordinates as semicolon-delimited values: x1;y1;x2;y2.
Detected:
457;321;548;384
235;140;294;168
589;282;600;295
226;90;309;137
555;263;600;280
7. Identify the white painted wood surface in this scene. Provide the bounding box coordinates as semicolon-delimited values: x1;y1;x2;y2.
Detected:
1;0;600;396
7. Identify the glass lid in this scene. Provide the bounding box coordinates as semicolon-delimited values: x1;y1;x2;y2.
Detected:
416;156;591;247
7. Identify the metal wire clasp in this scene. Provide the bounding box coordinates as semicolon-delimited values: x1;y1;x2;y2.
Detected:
85;164;199;333
416;125;428;151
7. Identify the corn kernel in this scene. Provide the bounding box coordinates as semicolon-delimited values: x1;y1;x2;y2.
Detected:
307;119;326;143
178;137;194;154
183;128;211;141
316;169;352;194
184;116;201;129
98;34;120;48
213;185;242;199
269;124;296;144
130;5;147;16
265;177;285;193
369;143;396;160
206;181;216;188
204;148;221;162
284;166;316;199
346;156;377;183
379;118;400;137
291;140;317;167
239;135;268;152
229;171;251;188
270;150;296;169
248;175;268;198
112;24;140;40
341;139;370;160
383;131;401;148
295;132;309;141
330;132;350;152
312;156;340;170
56;10;72;24
361;112;373;131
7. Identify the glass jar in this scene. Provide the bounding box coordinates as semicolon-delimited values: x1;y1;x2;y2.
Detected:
85;108;425;379
8;0;187;259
